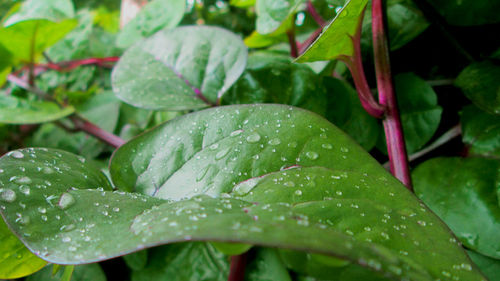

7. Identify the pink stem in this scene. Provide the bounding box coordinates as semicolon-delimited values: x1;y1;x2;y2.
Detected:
228;254;247;281
306;0;327;27
298;27;323;55
69;116;125;148
287;30;299;58
14;57;120;76
372;0;412;189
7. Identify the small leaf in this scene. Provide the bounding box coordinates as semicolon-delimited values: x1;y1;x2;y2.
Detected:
246;248;292;281
255;0;304;34
461;105;500;158
413;157;500;259
455;61;500;115
296;0;368;62
467;250;500;281
112;26;247;110
116;0;185;48
0;219;46;279
0;94;74;124
26;264;107;281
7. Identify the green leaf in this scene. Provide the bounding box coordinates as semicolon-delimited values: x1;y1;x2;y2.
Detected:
455;61;500;115
0;94;74;124
116;0;185;48
230;0;256;8
296;0;368;62
222;51;327;115
413;157;500;259
3;0;74;26
244;30;288;48
130;243;229;281
255;0;304;34
0;43;13;86
0;106;487;281
461;105;500;158
467;250;500;281
26;264;106;281
112;26;247;110
123;250;148;271
324;77;379;150
0;219;46;279
395;73;443;153
0;19;78;63
426;0;500;26
246;248;292;281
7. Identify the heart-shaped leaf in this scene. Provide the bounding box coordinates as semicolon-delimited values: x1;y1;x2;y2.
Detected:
0;94;75;124
112;26;248;110
116;0;186;48
461;105;500;158
296;0;368;62
0;105;487;281
413;157;500;259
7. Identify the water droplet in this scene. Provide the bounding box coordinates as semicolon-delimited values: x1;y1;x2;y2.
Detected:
246;132;261;143
230;129;243;137
58;193;75;210
340;147;349;153
42;167;54;174
215;147;230;160
19;185;30;195
284;181;295;187
417;220;426;226
37;207;46;213
233;178;259;196
0;189;16;202
10;151;24;159
196;166;210;182
460;263;472;271
268;138;281;145
305;151;319;160
113;207;120;212
336;191;342;196
288;142;297;148
15;177;32;184
62;237;71;243
294;190;303;196
321;143;333;149
209;143;219;150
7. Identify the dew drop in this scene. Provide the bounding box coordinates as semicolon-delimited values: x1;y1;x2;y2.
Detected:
209;143;219;150
288;142;297;148
10;151;24;159
230;129;243;137
233;178;259;196
42;167;54;174
113;207;120;212
322;143;333;149
196;166;210;182
215;147;230;160
294;190;303;196
58;193;75;210
305;151;319;160
268;138;281;146
62;237;71;243
246;132;261;143
0;189;16;202
15;177;32;184
19;185;30;195
340;147;349;153
37;207;46;214
284;181;295;187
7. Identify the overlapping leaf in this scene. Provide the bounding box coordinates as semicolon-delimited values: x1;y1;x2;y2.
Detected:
112;26;248;110
461;105;500;158
255;0;304;35
0;94;74;124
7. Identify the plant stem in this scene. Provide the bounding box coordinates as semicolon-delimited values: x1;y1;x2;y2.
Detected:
298;27;322;55
7;74;55;101
306;0;327;27
287;29;299;58
372;0;412;190
228;253;247;281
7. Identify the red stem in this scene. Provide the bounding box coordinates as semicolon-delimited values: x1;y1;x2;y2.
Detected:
298;26;323;55
69;116;125;148
228;254;247;281
372;0;412;189
306;0;327;27
287;29;299;58
14;57;120;76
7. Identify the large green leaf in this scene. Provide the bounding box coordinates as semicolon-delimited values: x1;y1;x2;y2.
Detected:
130;243;229;281
116;0;185;48
3;0;74;26
112;26;247;110
461;105;500;158
222;51;327;115
296;0;368;62
0;94;74;124
0;105;487;281
255;0;304;35
0;219;46;279
246;248;292;281
455;61;500;115
395;73;442;154
427;0;500;26
413;157;500;259
467;250;500;281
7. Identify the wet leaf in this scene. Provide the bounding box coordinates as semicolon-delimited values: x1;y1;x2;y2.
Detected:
112;25;247;110
0;94;74;124
0;219;46;279
296;0;368;62
116;0;185;48
413;157;500;259
455;61;500;115
255;0;303;34
3;0;74;26
461;105;500;158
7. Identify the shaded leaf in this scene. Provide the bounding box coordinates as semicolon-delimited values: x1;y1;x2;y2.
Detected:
296;0;368;62
26;264;106;281
116;0;185;48
467;250;500;281
0;219;46;279
246;248;292;281
255;0;303;34
112;26;247;110
426;0;500;26
455;61;500;115
461;105;500;158
413;157;500;259
123;250;148;271
0;94;74;124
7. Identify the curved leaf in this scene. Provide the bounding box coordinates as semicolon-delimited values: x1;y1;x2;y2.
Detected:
246;248;292;281
116;0;186;48
112;26;248;110
0;219;46;279
461;105;500;158
26;263;106;281
413;157;500;259
3;0;74;26
255;0;303;35
467;250;500;281
0;94;74;124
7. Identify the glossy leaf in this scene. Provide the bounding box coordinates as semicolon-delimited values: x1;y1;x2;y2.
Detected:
296;0;368;62
222;51;327;115
112;26;247;110
461;105;500;158
455;61;500;115
324;77;379;150
26;264;106;281
255;0;303;35
0;94;75;124
426;0;500;26
3;0;74;26
131;243;229;281
467;250;500;281
395;73;442;153
246;248;292;281
116;0;186;48
0;219;46;279
413;157;500;259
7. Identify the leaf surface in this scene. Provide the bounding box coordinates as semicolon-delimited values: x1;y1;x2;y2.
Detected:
112;26;247;110
3;0;74;26
0;94;74;124
255;0;303;34
461;105;500;158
